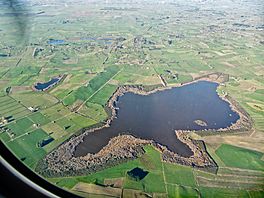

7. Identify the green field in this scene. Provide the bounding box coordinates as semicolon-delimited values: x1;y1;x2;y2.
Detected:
167;185;199;198
198;187;250;198
164;163;196;187
215;144;264;171
6;128;49;168
7;117;34;136
49;145;166;193
0;96;31;119
49;145;263;197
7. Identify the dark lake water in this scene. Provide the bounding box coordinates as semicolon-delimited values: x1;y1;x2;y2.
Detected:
74;81;240;157
0;54;8;57
34;78;59;91
127;167;148;181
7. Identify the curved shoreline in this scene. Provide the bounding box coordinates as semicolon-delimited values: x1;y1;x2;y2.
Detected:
32;75;65;92
104;74;251;136
36;73;252;177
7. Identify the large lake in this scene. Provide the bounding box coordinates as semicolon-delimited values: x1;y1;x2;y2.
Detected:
74;81;239;157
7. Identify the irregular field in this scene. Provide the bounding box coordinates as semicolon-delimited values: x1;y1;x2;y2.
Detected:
72;182;122;197
215;144;264;171
49;146;264;197
5;128;50;168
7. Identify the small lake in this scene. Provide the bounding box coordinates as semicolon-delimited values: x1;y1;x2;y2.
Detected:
34;78;60;91
47;39;65;45
0;54;8;57
74;81;240;157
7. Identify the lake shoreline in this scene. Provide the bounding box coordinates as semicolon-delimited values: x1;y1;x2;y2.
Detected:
32;74;65;92
105;73;251;137
37;72;252;177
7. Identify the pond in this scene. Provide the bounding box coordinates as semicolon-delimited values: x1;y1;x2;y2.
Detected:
0;54;8;57
47;39;65;45
74;81;240;157
127;167;148;181
38;137;54;147
34;78;60;91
